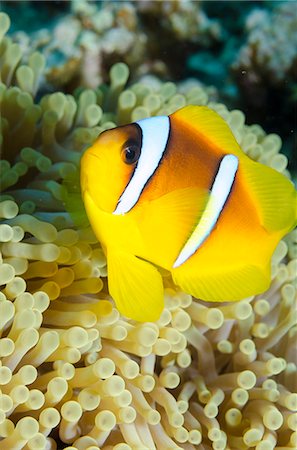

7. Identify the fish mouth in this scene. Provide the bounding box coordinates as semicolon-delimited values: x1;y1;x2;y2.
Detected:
80;150;101;194
82;149;102;164
86;150;102;161
79;168;90;197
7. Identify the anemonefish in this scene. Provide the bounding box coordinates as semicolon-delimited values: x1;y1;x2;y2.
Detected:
80;105;297;322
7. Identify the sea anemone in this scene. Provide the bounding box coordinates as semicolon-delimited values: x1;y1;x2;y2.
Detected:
0;12;296;450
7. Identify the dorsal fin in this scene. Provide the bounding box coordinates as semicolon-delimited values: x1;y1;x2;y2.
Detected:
171;105;243;158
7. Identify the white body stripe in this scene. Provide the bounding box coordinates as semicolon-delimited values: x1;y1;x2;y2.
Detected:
173;154;239;268
113;116;170;215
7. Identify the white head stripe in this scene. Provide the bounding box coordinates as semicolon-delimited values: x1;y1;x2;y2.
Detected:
113;116;170;215
173;154;239;268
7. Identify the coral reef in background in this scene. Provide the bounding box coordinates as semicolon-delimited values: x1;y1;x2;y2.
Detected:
233;2;297;88
231;1;297;172
183;0;296;177
1;10;297;450
4;0;296;178
5;0;220;91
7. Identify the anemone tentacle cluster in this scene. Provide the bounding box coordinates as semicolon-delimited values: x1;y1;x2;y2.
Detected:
0;12;297;450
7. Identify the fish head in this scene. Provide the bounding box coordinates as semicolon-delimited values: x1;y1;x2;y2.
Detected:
80;123;142;213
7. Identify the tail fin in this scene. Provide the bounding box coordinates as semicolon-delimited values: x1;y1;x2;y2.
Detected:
242;159;297;234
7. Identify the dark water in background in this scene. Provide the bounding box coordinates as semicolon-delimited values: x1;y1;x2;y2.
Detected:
2;0;297;176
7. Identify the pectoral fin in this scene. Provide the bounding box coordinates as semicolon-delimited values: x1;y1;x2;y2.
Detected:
107;250;164;322
134;187;209;268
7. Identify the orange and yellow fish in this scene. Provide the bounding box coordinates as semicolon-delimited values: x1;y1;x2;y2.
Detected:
80;106;297;322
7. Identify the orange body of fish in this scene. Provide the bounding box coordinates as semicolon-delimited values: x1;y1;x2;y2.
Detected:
80;106;297;322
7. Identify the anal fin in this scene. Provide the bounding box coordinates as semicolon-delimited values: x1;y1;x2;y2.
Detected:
173;261;271;302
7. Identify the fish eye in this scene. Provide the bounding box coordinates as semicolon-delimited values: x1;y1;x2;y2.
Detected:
122;144;141;165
